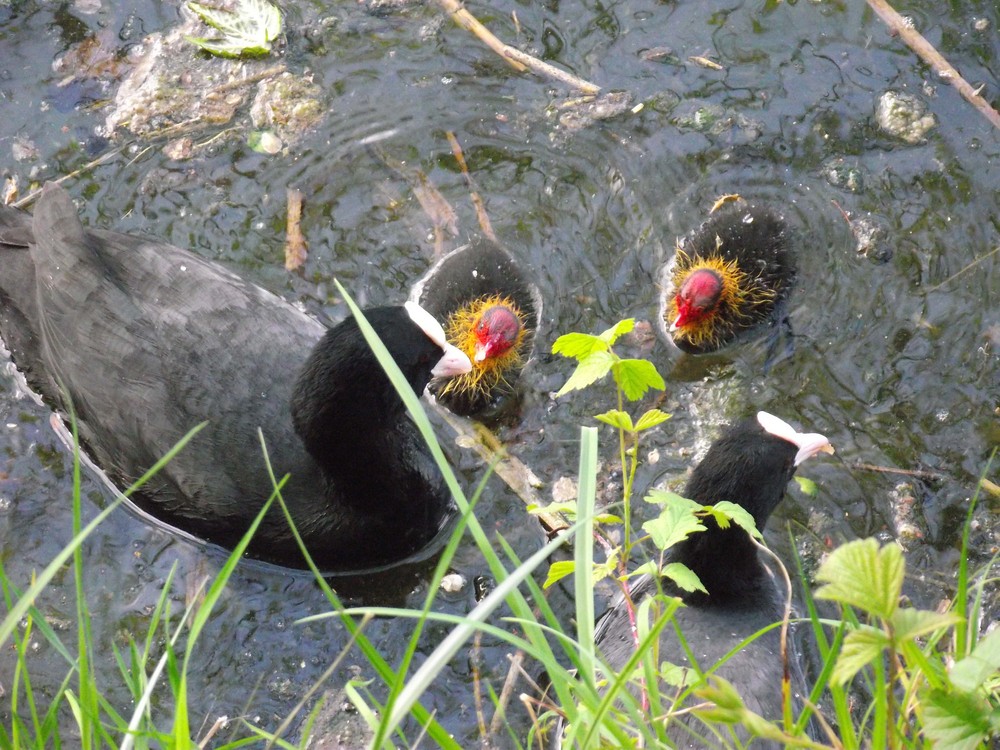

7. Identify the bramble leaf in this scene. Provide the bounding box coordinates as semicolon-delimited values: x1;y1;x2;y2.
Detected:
595;409;634;432
551;332;607;361
555;350;615;397
599;318;635;345
635;409;671;432
612;358;665;401
815;538;904;620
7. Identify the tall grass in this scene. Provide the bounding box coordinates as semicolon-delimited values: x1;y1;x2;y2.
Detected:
1;292;997;749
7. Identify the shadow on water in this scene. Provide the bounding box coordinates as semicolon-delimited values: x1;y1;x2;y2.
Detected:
1;0;998;744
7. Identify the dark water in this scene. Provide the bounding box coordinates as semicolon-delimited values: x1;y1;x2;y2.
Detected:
1;0;997;744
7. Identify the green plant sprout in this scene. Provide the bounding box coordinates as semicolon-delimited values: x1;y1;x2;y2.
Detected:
185;0;282;58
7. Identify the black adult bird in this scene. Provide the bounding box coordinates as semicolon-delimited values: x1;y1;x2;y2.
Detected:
594;412;833;747
410;238;541;417
658;199;795;354
0;184;472;571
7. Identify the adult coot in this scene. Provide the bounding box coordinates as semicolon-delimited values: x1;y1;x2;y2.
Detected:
659;199;794;354
0;184;472;571
410;238;541;417
594;411;833;747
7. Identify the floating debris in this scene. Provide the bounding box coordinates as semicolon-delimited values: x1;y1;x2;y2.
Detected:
283;187;308;272
185;0;283;58
876;90;937;144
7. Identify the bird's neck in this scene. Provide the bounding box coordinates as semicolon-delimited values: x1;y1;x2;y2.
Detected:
674;520;770;604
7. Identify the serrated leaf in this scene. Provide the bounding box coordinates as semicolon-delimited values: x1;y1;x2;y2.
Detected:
594;409;634;432
612;358;665;401
551;331;607;361
793;475;818;496
923;688;993;750
644;489;699;509
832;626;889;685
660;661;697;688
628;561;659;578
634;408;671;432
710;501;762;540
891;608;963;643
543;560;575;589
950;628;1000;693
642;501;705;551
186;0;281;58
555;350;615;397
814;538;904;620
599;318;635;345
662;561;706;593
594;513;623;525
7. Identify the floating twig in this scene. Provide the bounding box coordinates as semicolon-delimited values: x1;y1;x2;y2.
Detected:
849;461;943;480
925;244;1000;292
435;0;600;96
865;0;1000;131
433;403;570;535
488;650;526;738
284;187;308;272
445;131;496;241
12;146;124;208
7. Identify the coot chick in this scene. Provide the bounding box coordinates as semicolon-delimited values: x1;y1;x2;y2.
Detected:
0;184;472;571
594;412;833;747
659;199;794;354
410;238;541;417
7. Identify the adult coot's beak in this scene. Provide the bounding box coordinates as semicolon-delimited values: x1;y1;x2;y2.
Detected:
757;411;836;466
432;343;473;378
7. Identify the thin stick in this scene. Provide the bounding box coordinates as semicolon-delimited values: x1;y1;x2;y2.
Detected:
865;0;1000;131
925;244;1000;292
488;650;525;737
12;146;124;208
849;462;943;480
445;131;496;241
472;631;490;743
433;403;569;534
435;0;600;95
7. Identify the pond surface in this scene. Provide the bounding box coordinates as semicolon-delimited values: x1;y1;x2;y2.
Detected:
1;0;998;745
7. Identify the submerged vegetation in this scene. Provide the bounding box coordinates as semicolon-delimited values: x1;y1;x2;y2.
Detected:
1;306;997;749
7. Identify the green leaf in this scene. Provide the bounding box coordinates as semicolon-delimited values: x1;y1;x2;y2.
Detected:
891;608;963;643
642;500;705;551
599;318;635;345
922;688;993;750
628;561;660;578
644;489;699;509
950;628;1000;693
832;626;889;685
612;358;665;401
543;560;575;589
594;409;634;432
793;475;818;496
660;661;697;688
814;538;905;620
186;0;282;58
527;500;577;518
634;408;671;432
555;350;615;397
707;501;762;540
661;562;706;594
551;332;607;361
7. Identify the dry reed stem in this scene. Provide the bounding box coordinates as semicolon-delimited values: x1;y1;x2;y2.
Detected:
433;403;570;534
866;0;1000;131
435;0;600;96
446;130;497;241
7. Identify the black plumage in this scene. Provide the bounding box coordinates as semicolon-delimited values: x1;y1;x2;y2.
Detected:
594;412;833;748
0;184;471;571
659;201;795;354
